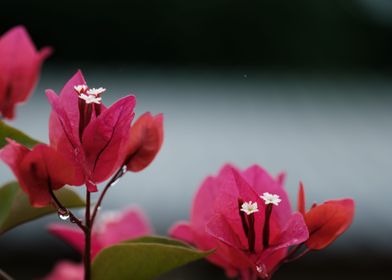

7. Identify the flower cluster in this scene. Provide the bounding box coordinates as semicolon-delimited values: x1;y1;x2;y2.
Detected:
0;69;164;205
0;27;164;279
170;164;354;280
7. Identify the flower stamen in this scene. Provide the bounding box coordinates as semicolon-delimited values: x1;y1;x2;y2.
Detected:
262;203;273;249
239;200;258;253
75;83;106;140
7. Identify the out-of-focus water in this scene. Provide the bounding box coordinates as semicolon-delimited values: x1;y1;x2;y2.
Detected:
0;65;391;279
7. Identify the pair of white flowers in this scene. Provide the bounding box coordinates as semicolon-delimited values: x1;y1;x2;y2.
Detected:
240;192;281;215
74;84;106;104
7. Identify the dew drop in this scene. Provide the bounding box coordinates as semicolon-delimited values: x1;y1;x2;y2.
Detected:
109;178;120;187
58;212;70;221
58;208;70;221
121;165;127;174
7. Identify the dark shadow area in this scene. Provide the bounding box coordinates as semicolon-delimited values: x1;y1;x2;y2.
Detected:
1;0;392;70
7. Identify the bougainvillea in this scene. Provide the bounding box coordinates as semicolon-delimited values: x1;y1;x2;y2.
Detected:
46;71;136;191
0;26;51;119
170;164;355;280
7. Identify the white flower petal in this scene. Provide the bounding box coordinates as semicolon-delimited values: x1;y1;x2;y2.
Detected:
240;201;259;215
74;84;88;94
87;87;106;95
260;192;282;206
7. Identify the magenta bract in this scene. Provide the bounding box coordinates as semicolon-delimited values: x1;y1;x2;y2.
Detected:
44;261;83;280
0;140;79;207
126;112;164;172
170;164;309;280
0;26;51;119
297;183;355;250
46;71;136;191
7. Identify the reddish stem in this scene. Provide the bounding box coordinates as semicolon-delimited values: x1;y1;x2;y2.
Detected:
90;166;126;227
84;190;91;280
262;204;273;249
48;181;85;232
86;165;127;279
248;214;256;253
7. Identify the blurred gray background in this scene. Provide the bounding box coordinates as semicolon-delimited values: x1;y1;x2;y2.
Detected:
1;0;392;279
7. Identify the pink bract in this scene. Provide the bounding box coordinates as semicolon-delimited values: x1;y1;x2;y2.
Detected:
46;70;136;191
126;112;164;172
0;140;79;207
44;261;83;280
44;207;153;280
170;164;309;280
0;26;51;119
48;207;153;259
297;183;355;250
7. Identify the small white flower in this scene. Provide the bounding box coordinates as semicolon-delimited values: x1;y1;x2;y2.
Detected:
74;84;88;94
240;201;259;215
79;93;102;104
260;192;281;206
87;87;106;95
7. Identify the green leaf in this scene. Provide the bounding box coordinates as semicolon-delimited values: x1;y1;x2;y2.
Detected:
92;236;212;280
0;120;40;149
124;235;193;248
0;181;85;234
